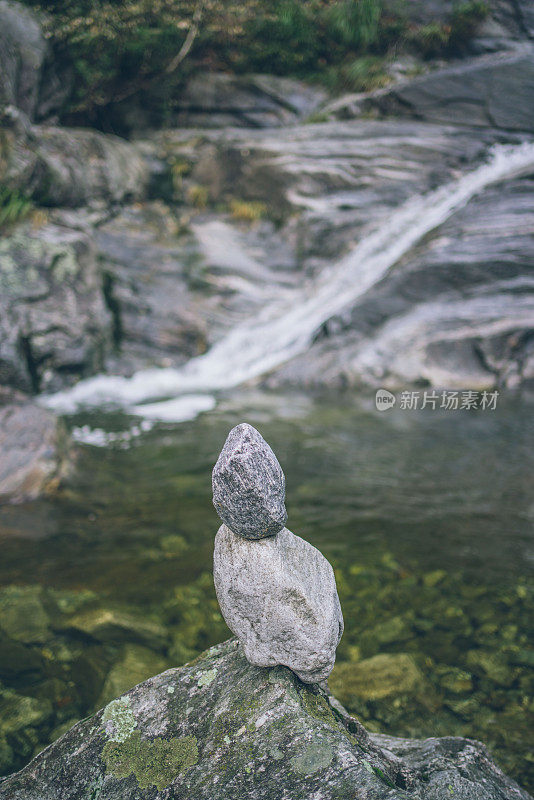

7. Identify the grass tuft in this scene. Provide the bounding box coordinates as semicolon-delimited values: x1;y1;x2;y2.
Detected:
229;199;267;222
0;187;33;230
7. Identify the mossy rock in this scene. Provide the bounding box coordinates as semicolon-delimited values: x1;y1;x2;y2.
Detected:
0;638;529;799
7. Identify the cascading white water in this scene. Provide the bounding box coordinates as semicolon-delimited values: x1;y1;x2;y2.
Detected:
42;142;534;419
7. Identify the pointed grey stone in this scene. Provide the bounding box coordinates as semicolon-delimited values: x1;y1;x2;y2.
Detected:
212;423;287;539
213;524;344;683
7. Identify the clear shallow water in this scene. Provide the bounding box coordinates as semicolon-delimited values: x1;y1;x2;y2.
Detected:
0;389;533;788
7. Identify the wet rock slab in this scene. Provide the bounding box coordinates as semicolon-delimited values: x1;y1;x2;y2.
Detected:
0;224;110;393
324;47;534;133
171;73;327;129
0;638;530;800
0;390;70;504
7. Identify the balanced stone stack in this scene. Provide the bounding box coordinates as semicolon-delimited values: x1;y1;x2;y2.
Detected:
212;423;343;683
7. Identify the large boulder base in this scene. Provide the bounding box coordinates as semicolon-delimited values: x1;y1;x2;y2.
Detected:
0;638;530;800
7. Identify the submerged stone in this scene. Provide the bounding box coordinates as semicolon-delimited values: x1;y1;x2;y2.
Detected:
329;653;426;703
437;665;474;695
213;525;343;683
0;638;530;800
62;607;168;651
0;586;50;644
98;645;169;707
0;733;13;775
212;423;287;539
466;650;515;687
0;638;44;681
0;686;52;734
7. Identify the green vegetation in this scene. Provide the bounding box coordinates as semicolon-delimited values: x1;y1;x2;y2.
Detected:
229;199;267;223
20;0;488;129
186;184;209;209
0;187;33;230
407;1;489;58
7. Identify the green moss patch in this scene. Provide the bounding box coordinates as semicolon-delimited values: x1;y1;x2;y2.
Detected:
102;730;198;790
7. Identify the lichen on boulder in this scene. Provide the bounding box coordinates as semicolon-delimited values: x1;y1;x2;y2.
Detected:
0;638;530;800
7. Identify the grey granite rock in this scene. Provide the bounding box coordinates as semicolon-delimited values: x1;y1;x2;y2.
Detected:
0;1;46;119
213;524;344;683
166;73;327;129
326;47;534;133
0;222;111;393
212;423;287;539
0;389;71;504
0;1;69;122
2;638;530;799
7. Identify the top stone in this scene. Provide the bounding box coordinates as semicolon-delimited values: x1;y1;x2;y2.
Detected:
212;423;287;539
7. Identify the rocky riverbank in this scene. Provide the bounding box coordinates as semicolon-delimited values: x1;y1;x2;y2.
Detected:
1;0;534;405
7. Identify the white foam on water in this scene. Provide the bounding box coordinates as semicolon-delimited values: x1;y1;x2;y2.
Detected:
41;142;534;419
71;420;154;447
131;394;217;421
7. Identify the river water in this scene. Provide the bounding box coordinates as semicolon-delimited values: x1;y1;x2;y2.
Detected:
0;388;532;788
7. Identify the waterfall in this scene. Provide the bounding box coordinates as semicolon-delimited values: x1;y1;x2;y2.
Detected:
42;141;534;419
